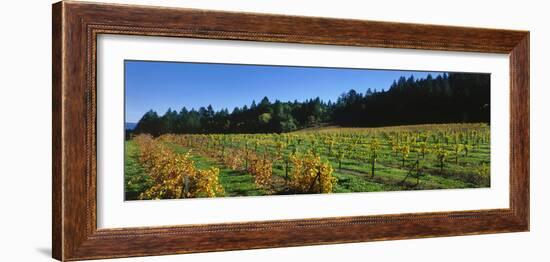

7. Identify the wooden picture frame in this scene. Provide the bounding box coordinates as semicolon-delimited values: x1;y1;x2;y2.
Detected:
52;1;529;261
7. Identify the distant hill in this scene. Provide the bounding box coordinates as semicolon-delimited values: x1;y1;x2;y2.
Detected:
125;122;137;131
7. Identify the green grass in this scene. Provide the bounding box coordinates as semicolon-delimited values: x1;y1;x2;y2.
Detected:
164;143;265;197
125;141;265;199
125;123;490;198
124;141;153;200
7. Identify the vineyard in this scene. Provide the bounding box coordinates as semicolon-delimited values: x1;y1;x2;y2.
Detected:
125;123;490;200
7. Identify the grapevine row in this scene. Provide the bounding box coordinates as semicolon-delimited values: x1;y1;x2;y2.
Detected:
133;134;224;199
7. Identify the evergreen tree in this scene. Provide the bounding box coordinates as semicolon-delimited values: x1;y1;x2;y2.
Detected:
131;72;490;136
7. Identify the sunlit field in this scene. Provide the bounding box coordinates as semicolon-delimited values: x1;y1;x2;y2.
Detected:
125;123;490;200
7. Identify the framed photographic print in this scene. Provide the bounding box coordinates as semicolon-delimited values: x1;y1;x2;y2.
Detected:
52;1;529;261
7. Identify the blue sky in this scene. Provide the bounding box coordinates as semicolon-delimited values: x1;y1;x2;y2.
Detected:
125;60;442;123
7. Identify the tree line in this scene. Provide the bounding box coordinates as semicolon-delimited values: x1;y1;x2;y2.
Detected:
130;72;490;136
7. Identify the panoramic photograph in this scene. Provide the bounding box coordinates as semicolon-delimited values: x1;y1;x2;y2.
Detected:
124;60;491;201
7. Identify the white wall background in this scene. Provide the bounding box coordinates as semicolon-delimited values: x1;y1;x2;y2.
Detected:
0;0;546;261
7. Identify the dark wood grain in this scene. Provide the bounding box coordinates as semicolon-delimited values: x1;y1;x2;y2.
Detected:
509;34;530;226
52;2;63;260
52;1;530;261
